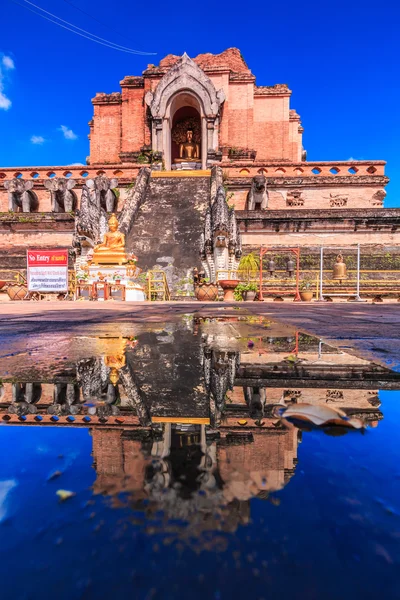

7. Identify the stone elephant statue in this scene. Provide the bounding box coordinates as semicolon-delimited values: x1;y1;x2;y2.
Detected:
44;177;77;212
86;175;118;212
4;178;39;212
247;175;268;210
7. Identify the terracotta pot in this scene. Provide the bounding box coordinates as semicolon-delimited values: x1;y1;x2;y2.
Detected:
219;279;240;302
115;280;121;285
7;285;28;301
194;283;219;301
244;290;257;301
300;291;313;302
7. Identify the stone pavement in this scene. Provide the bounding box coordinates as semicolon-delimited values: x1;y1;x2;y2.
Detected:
0;301;399;371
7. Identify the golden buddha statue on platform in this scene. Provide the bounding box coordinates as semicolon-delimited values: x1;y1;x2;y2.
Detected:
92;213;128;265
174;129;200;164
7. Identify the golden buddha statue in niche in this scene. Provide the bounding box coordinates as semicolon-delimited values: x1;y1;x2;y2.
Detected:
105;354;126;386
92;213;128;265
104;338;127;386
178;130;200;162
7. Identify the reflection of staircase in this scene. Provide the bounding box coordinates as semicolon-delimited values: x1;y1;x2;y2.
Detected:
126;175;211;290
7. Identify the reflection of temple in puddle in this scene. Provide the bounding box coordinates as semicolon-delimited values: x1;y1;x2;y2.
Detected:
1;318;399;539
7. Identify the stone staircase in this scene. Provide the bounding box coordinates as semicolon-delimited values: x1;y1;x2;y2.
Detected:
126;175;211;292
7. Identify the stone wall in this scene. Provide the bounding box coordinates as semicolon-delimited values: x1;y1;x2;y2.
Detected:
126;176;211;290
237;208;400;249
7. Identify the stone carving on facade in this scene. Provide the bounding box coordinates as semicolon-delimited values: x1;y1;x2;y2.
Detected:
371;190;386;207
74;183;103;249
87;175;118;213
244;386;267;419
118;167;151;235
327;193;348;208
326;389;344;402
74;169;151;256
74;175;118;250
4;178;38;212
8;383;42;416
283;389;302;401
44;177;77;212
145;53;225;169
200;167;242;283
203;344;240;428
247;175;268;210
286;190;304;207
48;384;81;415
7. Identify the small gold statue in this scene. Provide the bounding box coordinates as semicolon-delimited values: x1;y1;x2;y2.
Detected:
104;338;127;386
105;354;126;386
92;213;128;265
178;130;200;161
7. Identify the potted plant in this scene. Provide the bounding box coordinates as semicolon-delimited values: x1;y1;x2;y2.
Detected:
238;252;260;280
194;277;219;301
234;282;258;301
299;279;314;301
243;282;258;301
112;272;122;285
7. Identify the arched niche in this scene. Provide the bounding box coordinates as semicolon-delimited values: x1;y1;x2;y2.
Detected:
145;53;225;170
166;91;204;169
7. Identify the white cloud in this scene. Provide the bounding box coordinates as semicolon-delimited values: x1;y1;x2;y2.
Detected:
0;479;17;523
68;162;84;166
0;53;15;111
2;55;14;70
31;135;45;145
59;125;78;140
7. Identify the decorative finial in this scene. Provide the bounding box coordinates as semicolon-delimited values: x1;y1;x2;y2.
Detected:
108;213;119;228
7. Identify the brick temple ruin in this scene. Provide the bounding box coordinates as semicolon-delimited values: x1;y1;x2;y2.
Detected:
0;47;399;290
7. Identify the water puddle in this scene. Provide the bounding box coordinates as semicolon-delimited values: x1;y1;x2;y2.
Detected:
0;316;399;598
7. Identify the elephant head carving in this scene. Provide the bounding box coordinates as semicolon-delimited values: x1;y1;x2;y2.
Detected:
247;175;268;210
4;178;39;212
86;176;118;212
44;177;77;212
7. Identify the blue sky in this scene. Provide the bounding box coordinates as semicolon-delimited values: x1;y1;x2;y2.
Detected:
1;0;399;207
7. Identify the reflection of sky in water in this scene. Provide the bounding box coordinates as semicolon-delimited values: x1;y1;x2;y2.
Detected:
0;392;399;599
0;319;400;599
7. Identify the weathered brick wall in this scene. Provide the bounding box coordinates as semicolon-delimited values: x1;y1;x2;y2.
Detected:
241;242;400;270
121;85;146;154
225;82;254;150
238;209;400;249
0;215;74;251
253;95;290;160
230;183;387;211
90;101;122;164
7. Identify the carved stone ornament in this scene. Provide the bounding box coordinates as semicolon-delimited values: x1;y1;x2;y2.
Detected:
4;178;38;212
286;190;304;207
145;53;225;119
326;390;344;402
328;193;348;208
371;190;386;207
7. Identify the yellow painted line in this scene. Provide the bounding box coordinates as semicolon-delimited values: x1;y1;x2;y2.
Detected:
151;417;210;425
151;170;211;178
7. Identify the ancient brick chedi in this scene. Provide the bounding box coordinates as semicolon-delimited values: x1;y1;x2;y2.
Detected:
0;47;398;283
89;48;303;167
